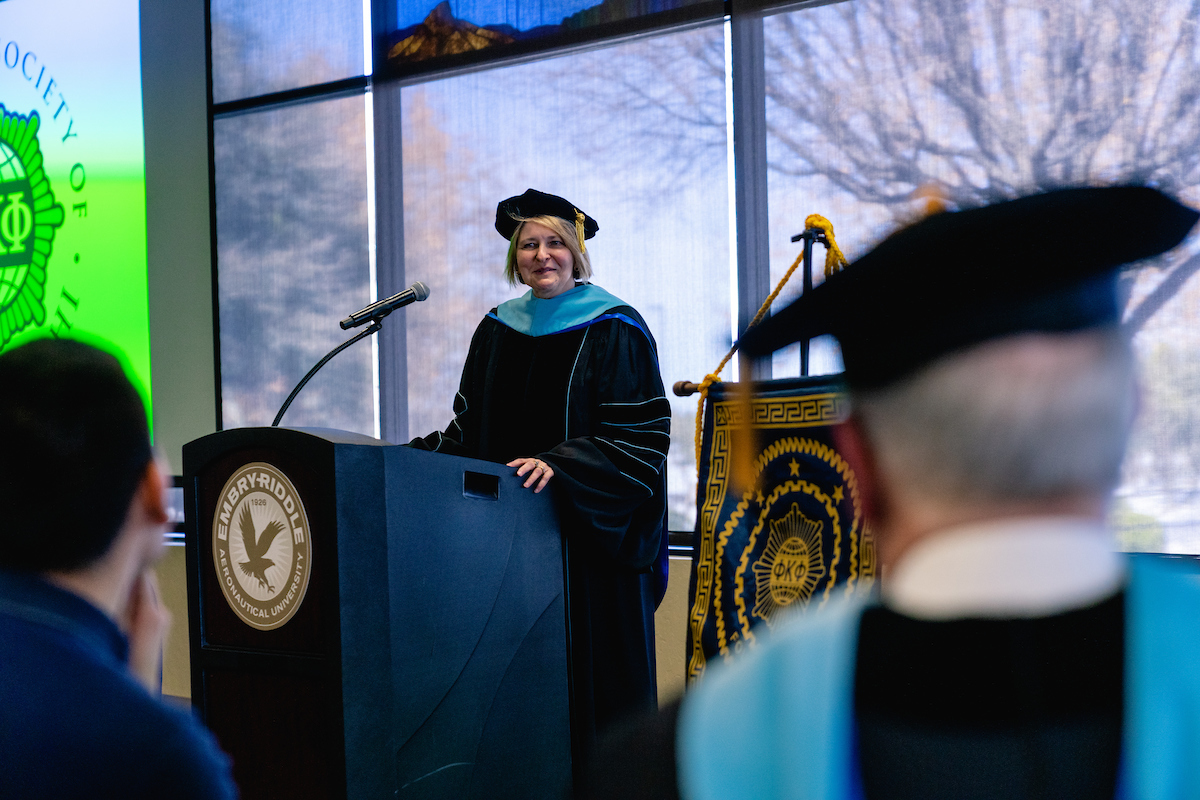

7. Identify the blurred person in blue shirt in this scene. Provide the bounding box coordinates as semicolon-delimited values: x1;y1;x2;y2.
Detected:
0;337;238;799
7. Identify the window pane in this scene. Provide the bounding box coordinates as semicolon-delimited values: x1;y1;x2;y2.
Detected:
398;24;731;530
764;0;1200;551
215;96;373;435
211;0;365;103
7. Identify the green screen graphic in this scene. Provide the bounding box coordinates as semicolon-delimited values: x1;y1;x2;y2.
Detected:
0;0;151;417
0;109;66;344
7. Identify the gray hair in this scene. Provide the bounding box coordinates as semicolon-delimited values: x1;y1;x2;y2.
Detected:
852;328;1136;504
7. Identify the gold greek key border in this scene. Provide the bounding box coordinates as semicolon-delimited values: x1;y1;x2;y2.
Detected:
687;392;853;681
712;393;846;429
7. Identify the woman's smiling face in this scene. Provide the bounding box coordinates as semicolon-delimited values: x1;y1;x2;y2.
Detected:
516;221;577;299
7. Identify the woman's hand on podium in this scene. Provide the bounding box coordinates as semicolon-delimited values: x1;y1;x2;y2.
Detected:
508;457;554;494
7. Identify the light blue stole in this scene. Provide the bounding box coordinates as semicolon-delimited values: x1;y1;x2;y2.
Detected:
492;284;634;338
679;556;1200;800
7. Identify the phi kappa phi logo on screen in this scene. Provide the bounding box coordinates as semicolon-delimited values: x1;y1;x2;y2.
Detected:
212;462;313;630
0;106;63;346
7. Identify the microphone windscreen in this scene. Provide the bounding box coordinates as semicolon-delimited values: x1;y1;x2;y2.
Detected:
411;282;430;301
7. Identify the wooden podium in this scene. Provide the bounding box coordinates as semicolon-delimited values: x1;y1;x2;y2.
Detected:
183;428;572;799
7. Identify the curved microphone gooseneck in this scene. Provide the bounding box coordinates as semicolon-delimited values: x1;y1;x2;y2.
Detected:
271;282;430;427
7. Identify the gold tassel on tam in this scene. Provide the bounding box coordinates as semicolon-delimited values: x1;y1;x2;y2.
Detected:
575;209;587;254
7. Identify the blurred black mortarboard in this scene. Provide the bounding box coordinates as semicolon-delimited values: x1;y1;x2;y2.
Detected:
495;189;599;246
737;186;1199;390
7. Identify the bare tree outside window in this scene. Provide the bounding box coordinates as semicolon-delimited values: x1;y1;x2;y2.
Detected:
763;0;1200;552
562;0;1200;550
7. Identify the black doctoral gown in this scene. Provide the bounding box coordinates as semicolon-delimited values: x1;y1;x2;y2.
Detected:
576;593;1125;800
414;284;671;768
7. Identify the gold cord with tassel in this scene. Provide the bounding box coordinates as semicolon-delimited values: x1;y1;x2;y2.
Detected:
692;214;849;481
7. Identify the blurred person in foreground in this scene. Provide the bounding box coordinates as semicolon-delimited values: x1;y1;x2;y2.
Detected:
0;338;237;799
412;189;670;762
578;186;1200;800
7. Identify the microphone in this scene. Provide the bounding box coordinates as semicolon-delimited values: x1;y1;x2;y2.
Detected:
340;282;430;329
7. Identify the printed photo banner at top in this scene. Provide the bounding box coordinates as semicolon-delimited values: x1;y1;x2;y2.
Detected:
0;0;150;414
686;376;877;682
382;0;720;76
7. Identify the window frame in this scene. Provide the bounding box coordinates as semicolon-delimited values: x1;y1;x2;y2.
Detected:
203;0;845;544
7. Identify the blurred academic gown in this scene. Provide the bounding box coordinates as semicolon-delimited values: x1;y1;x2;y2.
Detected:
673;524;1200;800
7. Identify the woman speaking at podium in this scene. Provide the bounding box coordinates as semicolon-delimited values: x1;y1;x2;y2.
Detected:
412;188;670;760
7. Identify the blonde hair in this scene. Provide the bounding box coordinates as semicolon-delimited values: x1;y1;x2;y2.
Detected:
504;214;594;287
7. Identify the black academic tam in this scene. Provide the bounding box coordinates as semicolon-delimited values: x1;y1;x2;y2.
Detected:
495;188;599;241
738;186;1200;390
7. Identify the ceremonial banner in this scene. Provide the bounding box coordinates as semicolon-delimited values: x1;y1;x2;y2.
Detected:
687;376;876;681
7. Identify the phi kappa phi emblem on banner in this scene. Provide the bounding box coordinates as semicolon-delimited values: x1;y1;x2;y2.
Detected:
687;376;876;681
